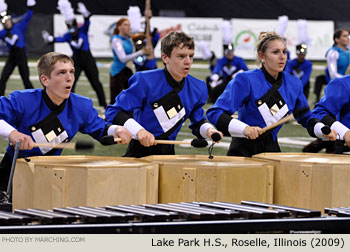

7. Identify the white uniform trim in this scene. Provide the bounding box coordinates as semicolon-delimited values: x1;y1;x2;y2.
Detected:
331;121;349;140
124;118;144;139
228;118;248;138
327;50;343;79
0;120;16;140
314;122;328;140
199;122;215;139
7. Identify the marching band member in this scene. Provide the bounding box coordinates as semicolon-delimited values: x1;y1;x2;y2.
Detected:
207;31;335;157
106;31;223;157
0;52;132;191
109;17;149;104
0;0;35;96
284;20;312;99
313;29;350;104
42;0;107;108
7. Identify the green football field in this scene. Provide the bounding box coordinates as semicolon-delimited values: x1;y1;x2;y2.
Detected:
0;59;327;158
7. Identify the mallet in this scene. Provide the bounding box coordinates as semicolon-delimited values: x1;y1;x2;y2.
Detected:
260;107;310;134
100;135;208;148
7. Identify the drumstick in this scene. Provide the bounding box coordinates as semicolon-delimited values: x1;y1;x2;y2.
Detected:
100;135;208;148
260;107;309;134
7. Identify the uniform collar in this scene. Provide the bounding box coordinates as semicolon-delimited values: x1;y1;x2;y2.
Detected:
164;67;185;91
261;65;283;86
42;90;67;113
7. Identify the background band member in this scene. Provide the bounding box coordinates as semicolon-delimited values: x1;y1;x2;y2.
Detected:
42;0;107;108
0;0;35;96
285;43;312;99
109;17;148;104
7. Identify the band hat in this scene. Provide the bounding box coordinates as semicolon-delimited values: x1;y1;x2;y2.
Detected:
276;15;288;37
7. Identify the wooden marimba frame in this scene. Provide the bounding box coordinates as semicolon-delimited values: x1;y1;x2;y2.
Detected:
13;155;159;210
254;152;350;212
142;155;274;204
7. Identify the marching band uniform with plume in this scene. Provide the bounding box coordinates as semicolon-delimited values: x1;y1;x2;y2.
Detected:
0;52;132;191
106;31;222;158
42;0;107;108
207;20;248;103
284;20;312;99
0;0;35;96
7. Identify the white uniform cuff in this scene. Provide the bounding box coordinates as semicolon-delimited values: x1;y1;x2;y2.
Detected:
107;125;118;136
124;118;144;139
199;122;215;139
314;122;328;140
0;120;16;140
331;121;349;140
228;118;248;138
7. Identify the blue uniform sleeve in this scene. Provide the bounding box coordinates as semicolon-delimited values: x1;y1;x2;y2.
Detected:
312;77;350;121
54;33;70;43
291;78;311;128
19;9;33;32
239;58;249;71
105;72;148;124
187;82;209;133
284;60;293;74
207;72;251;126
80;19;90;34
0;29;6;40
78;98;107;140
300;61;312;86
212;58;225;75
0;92;25;128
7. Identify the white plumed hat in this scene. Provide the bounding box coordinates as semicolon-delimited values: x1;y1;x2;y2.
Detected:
276;15;288;37
127;6;142;33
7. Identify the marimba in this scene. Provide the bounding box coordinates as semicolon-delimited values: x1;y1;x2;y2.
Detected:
1;201;350;234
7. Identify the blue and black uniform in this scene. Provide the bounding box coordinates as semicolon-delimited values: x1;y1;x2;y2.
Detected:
207;66;310;157
0;8;34;96
54;17;107;108
106;68;210;157
208;55;248;103
285;58;312;99
307;75;350;154
0;89;112;190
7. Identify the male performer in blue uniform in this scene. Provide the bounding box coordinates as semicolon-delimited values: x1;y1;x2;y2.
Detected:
208;43;248;103
42;2;107;108
0;0;35;96
0;52;132;191
285;44;312;99
105;31;223;157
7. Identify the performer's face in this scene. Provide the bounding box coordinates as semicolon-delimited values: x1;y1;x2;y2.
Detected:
41;61;75;105
162;45;194;82
4;19;12;29
118;20;131;36
259;39;287;79
336;31;349;47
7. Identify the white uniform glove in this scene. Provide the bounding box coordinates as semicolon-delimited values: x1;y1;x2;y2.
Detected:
27;0;36;7
42;30;54;43
77;2;91;18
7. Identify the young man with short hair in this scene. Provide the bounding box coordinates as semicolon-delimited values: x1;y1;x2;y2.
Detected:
0;52;132;191
106;31;222;157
